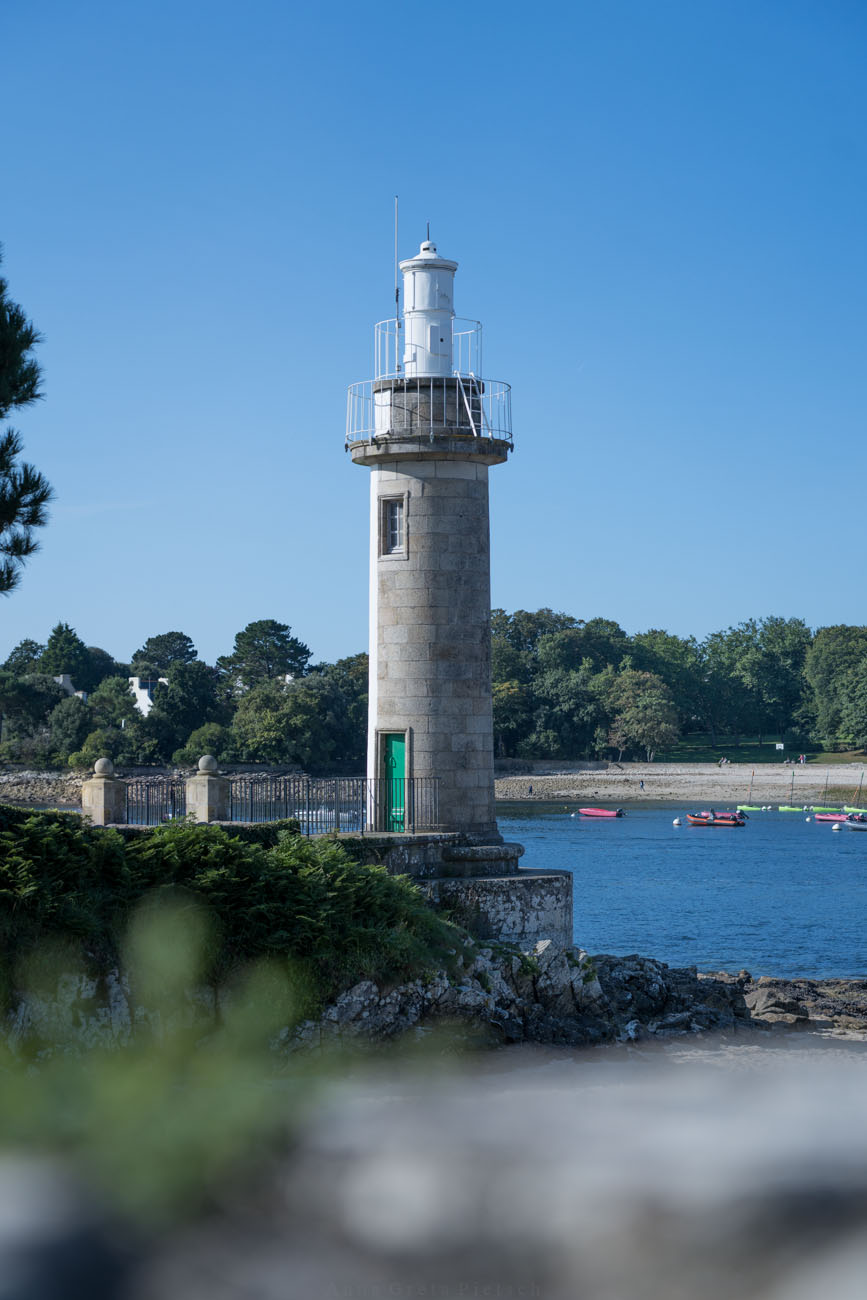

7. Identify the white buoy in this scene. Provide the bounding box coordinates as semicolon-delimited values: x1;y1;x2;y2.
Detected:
673;818;682;826
833;823;841;832
805;817;811;822
803;805;808;811
570;812;576;818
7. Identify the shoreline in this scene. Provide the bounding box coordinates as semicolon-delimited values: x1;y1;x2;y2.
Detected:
496;761;866;804
3;762;865;811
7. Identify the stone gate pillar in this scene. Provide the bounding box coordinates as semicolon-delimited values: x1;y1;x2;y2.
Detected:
185;755;229;823
81;758;126;825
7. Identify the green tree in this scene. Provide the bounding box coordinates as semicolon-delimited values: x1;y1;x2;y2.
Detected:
79;646;127;694
68;727;124;769
0;430;53;594
631;629;705;727
217;619;311;693
753;616;813;736
313;653;368;765
2;638;44;673
605;669;680;761
804;626;867;747
0;249;53;594
48;695;92;759
490;608;578;656
39;622;91;685
838;660;867;750
232;676;344;767
140;660;229;761
523;661;604;758
492;679;534;757
571;618;630;672
0;670;65;753
172;722;235;766
131;631;198;675
88;675;139;732
697;629;762;745
491;633;531;686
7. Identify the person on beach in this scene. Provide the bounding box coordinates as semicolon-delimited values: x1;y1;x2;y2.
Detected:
639;780;645;791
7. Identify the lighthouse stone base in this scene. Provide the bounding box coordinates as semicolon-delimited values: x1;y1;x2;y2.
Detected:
343;833;573;951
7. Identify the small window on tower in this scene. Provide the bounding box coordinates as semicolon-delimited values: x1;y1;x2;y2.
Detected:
380;496;407;557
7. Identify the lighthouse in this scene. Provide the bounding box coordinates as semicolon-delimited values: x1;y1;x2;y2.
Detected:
347;239;513;836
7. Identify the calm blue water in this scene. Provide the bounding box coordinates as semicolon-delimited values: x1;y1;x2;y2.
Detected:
497;801;867;979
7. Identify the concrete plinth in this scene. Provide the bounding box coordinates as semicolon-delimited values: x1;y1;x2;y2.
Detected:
81;759;126;825
424;870;573;950
185;756;229;823
343;831;573;951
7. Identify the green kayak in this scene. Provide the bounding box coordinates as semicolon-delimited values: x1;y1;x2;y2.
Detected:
778;805;803;812
737;805;762;811
845;806;867;814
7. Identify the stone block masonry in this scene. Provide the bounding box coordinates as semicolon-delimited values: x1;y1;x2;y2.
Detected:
352;437;509;837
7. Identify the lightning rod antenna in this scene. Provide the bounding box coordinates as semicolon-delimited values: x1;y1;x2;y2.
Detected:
394;195;401;372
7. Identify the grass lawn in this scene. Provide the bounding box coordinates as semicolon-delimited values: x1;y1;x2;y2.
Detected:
655;735;867;766
656;735;794;764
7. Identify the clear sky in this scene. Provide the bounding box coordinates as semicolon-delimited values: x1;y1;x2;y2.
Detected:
3;0;865;668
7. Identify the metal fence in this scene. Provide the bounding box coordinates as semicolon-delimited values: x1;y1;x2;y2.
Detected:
228;775;439;834
125;779;187;826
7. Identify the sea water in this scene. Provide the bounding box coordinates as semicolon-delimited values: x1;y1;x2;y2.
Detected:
497;801;867;979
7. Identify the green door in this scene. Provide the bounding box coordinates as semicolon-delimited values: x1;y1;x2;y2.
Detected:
382;733;406;831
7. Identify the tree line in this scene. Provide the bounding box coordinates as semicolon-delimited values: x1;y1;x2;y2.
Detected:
491;610;867;760
1;608;865;770
0;621;368;770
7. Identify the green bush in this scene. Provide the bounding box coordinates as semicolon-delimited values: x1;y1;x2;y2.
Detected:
171;722;234;766
0;814;463;1015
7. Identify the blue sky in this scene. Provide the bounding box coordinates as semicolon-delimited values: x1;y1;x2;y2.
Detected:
3;0;865;667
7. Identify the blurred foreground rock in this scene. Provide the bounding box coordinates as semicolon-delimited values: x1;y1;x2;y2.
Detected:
51;1040;863;1300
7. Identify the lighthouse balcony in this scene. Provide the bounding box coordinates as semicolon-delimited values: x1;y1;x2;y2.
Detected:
346;374;512;448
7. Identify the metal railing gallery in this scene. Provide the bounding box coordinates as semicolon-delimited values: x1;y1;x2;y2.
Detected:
125;779;187;826
228;775;440;834
346;373;512;447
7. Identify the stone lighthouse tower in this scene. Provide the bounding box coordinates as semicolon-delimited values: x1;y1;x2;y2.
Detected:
347;238;512;837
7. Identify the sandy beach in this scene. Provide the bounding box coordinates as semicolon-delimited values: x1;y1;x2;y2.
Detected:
495;761;867;804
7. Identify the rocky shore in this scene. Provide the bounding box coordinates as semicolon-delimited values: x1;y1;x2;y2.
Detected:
12;937;867;1059
289;942;867;1051
0;769;85;808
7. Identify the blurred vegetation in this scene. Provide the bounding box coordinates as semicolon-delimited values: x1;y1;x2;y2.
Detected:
0;811;464;1019
0;898;320;1225
0;813;471;1230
